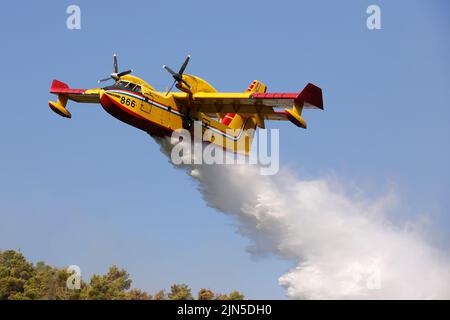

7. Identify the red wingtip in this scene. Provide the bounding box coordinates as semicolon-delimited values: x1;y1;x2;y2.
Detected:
49;80;86;95
50;80;69;92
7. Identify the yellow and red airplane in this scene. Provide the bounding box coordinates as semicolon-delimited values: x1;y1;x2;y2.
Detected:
48;55;323;154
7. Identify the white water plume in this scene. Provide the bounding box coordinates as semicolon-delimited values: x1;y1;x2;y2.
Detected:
156;138;450;299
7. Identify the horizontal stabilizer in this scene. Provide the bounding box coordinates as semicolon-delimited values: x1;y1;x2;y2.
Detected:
49;79;100;104
48;100;71;118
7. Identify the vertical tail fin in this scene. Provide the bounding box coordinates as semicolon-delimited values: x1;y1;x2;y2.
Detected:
220;79;267;127
245;80;267;93
216;80;267;154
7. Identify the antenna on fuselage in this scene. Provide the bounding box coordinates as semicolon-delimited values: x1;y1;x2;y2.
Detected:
163;55;191;95
98;53;133;84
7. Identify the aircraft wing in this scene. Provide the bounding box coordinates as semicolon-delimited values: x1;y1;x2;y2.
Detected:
175;83;323;128
50;80;101;103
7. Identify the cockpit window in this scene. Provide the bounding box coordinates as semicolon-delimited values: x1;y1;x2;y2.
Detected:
111;80;141;93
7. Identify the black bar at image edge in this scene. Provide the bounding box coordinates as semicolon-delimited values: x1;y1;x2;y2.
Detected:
0;300;447;318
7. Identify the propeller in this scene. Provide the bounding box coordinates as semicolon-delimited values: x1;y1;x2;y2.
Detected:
98;54;133;83
163;55;191;95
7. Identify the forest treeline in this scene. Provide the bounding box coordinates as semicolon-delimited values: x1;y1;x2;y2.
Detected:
0;250;244;300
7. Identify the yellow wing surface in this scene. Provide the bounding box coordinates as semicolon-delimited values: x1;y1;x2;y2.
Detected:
174;83;324;129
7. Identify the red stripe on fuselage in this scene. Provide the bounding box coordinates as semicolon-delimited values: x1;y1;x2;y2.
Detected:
100;92;172;137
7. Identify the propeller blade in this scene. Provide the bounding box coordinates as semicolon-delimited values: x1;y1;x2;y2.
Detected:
163;56;192;93
163;65;178;78
113;54;118;73
165;80;177;96
178;55;190;75
99;54;132;84
117;69;133;77
98;77;112;83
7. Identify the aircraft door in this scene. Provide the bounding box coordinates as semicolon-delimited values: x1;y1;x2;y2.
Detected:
141;91;153;114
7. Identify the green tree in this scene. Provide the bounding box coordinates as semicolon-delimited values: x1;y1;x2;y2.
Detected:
81;265;131;300
126;288;152;300
198;288;215;300
168;284;193;300
0;250;35;299
214;293;229;300
0;250;246;300
153;289;167;300
17;262;72;300
228;290;245;300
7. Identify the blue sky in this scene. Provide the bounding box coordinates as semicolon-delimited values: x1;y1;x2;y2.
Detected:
0;0;449;299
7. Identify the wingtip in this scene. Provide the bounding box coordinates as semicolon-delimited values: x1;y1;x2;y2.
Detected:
298;83;324;110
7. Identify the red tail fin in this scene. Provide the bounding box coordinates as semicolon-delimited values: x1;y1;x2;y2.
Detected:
297;83;324;109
